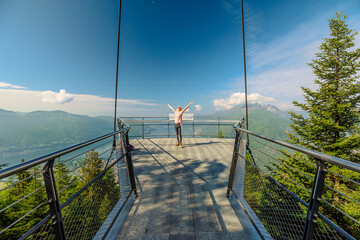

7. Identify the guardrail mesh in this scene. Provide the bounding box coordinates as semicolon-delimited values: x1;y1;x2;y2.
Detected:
0;163;50;239
229;127;360;240
0;124;135;239
31;219;55;239
244;160;308;239
62;165;121;240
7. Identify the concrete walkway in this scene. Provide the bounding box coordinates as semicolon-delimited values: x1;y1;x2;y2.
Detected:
117;138;260;240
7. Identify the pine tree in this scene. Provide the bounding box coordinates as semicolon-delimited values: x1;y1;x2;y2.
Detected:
0;160;48;239
288;12;360;160
79;149;103;186
54;158;78;204
276;12;360;237
73;149;120;237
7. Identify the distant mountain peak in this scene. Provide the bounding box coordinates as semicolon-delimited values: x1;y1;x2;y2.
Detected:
228;103;281;112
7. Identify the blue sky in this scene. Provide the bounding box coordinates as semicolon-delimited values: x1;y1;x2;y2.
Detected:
1;0;360;116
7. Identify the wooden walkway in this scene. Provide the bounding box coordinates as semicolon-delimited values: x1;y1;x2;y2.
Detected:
117;138;260;240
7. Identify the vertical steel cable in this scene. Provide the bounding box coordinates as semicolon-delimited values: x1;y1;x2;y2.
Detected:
114;0;122;132
240;0;249;131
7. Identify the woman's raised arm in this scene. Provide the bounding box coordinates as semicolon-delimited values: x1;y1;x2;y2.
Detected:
181;101;194;114
167;104;175;112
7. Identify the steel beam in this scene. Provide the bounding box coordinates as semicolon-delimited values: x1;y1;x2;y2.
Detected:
302;160;327;240
43;159;66;240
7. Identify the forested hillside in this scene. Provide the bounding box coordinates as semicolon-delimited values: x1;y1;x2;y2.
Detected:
0;109;113;167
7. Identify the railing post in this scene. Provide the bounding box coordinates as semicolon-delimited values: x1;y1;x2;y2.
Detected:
192;120;195;138
168;121;170;138
302;160;327;240
218;117;220;137
124;131;138;197
142;117;144;139
43;159;66;240
226;130;243;197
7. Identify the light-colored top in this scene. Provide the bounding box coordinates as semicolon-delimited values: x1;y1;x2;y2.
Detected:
168;103;192;126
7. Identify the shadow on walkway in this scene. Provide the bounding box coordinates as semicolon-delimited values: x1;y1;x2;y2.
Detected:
117;138;261;240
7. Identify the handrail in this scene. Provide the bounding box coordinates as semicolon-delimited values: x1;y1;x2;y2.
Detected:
0;119;136;240
0;127;130;179
120;116;240;119
234;126;360;173
126;119;237;123
120;116;239;139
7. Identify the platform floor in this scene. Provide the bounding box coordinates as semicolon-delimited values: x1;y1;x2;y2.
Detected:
117;138;260;240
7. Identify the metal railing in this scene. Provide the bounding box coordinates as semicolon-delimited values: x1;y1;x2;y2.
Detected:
227;120;360;240
120;116;239;139
2;115;358;240
0;119;137;240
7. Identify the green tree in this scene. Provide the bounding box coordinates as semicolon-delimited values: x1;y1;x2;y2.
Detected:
288;12;360;160
61;149;104;238
79;149;103;186
217;130;224;138
66;149;120;238
54;158;78;204
276;12;360;237
0;150;120;239
0;160;48;239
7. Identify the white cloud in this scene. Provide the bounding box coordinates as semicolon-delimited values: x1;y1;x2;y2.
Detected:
249;65;315;100
194;105;202;111
245;14;360;109
0;82;27;89
225;12;334;110
244;10;360;105
213;92;274;110
0;88;159;116
225;65;316;110
248;32;322;70
41;89;74;104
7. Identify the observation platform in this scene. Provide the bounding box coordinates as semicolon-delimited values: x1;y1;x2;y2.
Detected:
117;138;260;240
1;120;358;239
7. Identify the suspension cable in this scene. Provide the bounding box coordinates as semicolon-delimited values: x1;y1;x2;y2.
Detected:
240;0;249;131
114;0;122;131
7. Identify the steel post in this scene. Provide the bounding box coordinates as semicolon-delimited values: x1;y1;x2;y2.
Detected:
226;130;243;197
43;159;66;240
142;117;144;139
218;117;220;137
124;131;138;197
302;160;327;240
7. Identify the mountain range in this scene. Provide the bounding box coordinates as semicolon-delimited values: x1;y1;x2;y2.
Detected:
0;109;114;168
0;104;291;168
210;103;290;139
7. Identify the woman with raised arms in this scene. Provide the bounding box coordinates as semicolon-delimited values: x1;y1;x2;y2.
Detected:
167;101;194;148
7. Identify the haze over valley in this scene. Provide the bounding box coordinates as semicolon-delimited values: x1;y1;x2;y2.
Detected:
0;104;290;168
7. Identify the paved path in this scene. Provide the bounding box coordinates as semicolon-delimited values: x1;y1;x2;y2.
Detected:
117;138;260;240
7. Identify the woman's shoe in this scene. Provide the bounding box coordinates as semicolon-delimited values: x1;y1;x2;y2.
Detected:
179;143;183;148
175;142;180;146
